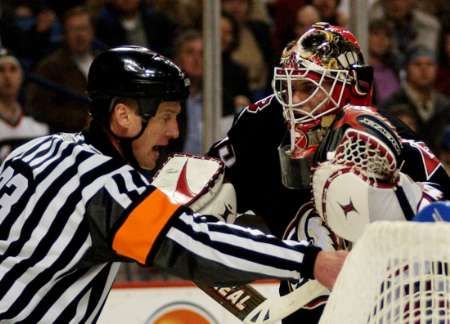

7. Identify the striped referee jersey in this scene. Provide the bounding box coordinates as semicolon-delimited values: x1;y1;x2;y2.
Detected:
0;131;320;323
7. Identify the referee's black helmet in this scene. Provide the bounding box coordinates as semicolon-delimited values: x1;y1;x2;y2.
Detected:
87;46;190;121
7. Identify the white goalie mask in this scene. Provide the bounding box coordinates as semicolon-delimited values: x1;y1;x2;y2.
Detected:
274;22;373;189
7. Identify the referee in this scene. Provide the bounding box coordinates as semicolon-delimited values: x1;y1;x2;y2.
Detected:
0;46;346;322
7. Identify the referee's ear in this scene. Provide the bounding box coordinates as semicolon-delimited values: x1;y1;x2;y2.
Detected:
109;100;140;137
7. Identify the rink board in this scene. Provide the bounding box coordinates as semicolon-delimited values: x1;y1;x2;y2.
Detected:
98;280;280;324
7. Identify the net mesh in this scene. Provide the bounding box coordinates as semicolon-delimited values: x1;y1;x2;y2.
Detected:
320;222;450;324
333;129;397;184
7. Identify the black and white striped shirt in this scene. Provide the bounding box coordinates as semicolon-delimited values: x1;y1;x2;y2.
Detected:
0;132;319;323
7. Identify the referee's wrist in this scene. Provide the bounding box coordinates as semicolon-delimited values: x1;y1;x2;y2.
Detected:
301;244;322;280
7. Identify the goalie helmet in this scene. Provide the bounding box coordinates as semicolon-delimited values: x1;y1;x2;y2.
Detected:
87;45;190;122
274;22;374;189
273;22;373;125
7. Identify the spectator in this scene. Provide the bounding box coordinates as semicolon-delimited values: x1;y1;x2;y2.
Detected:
388;105;419;134
27;6;98;133
94;0;175;56
222;0;274;100
0;1;61;71
368;19;401;105
151;0;203;30
438;126;450;175
416;0;450;28
294;5;321;39
221;11;251;113
435;24;450;97
312;0;348;26
369;0;441;67
381;47;450;152
272;0;307;56
173;30;235;155
0;49;48;162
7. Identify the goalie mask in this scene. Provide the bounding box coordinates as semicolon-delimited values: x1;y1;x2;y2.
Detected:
274;22;373;189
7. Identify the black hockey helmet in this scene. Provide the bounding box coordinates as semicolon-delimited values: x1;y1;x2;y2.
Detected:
87;45;190;121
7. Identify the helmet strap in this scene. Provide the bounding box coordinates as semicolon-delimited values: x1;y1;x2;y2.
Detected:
106;97;160;170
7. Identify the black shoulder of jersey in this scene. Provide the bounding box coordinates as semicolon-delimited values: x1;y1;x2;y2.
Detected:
208;95;310;236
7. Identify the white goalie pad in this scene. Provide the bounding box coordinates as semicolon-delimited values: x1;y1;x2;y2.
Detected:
151;154;237;223
313;162;425;242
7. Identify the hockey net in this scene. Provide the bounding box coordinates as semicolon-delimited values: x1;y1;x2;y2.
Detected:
320;221;450;324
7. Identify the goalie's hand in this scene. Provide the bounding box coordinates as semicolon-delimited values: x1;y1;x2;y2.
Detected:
152;154;238;223
313;250;348;290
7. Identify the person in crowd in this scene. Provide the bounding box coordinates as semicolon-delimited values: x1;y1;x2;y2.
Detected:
368;19;401;105
369;0;441;67
26;6;99;133
222;0;274;100
272;0;308;56
221;11;251;113
435;24;450;97
151;0;203;30
293;5;321;39
312;0;348;26
0;1;61;71
0;45;347;322
208;22;449;323
381;46;450;152
94;0;175;56
173;30;236;155
0;48;48;162
438;126;450;175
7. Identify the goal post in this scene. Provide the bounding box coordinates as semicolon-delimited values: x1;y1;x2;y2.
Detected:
320;221;450;324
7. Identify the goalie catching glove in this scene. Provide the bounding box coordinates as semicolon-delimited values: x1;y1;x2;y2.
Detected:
151;154;238;223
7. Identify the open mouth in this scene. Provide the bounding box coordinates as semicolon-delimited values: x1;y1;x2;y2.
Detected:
152;145;162;152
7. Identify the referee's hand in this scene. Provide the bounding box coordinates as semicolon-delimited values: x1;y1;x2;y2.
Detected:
313;250;348;290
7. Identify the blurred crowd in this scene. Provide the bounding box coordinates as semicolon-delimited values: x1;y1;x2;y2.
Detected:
0;0;449;280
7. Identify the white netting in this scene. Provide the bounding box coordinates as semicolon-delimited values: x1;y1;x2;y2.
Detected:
320;221;450;324
333;129;397;184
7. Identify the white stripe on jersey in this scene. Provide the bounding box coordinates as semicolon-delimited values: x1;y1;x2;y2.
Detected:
105;172;134;208
85;263;120;324
167;226;299;279
0;134;149;322
38;264;110;323
180;213;306;264
6;136;51;162
167;213;301;280
5;236;92;321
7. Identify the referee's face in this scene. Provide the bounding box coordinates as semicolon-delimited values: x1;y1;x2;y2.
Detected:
132;101;181;170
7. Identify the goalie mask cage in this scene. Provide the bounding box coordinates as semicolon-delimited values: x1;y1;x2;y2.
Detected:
320;221;450;324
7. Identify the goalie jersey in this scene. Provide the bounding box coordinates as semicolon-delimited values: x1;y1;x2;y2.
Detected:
208;94;449;323
209;94;449;232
